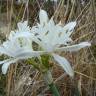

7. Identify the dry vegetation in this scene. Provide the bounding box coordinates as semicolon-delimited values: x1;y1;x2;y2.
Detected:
0;0;96;96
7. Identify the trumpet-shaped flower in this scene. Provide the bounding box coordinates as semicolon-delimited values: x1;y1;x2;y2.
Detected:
31;9;91;77
0;21;44;74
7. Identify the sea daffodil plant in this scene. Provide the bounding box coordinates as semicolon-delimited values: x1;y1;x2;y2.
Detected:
0;9;91;96
31;9;91;77
31;9;90;95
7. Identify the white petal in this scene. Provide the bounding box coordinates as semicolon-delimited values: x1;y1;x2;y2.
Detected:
17;21;28;31
2;59;18;74
2;62;11;74
56;42;91;52
0;46;6;54
0;45;13;57
39;9;49;26
16;21;31;33
8;31;15;40
0;59;11;65
16;50;46;59
62;21;76;36
31;26;39;34
52;54;74;77
12;32;33;39
23;21;28;27
63;21;76;31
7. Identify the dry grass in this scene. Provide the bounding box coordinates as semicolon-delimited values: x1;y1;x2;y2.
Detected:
0;0;96;96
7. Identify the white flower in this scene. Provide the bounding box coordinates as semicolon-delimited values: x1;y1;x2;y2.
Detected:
0;21;44;74
9;21;32;40
31;9;91;77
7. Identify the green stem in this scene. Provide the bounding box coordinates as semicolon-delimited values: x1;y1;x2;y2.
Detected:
49;83;60;96
43;70;60;96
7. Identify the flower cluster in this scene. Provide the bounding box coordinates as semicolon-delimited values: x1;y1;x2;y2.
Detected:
0;9;91;76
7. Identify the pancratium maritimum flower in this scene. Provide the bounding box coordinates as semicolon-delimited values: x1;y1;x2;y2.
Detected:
31;9;91;77
0;21;44;74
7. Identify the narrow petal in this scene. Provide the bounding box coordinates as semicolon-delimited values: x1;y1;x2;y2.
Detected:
12;32;33;40
39;9;49;26
0;46;6;54
2;59;18;74
52;54;74;77
0;46;13;57
63;21;76;31
0;59;11;65
16;50;47;59
2;62;11;74
56;42;91;52
8;31;15;40
17;21;28;31
62;21;76;36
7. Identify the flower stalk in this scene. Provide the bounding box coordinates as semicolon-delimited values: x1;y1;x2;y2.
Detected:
41;55;60;96
49;82;60;96
43;70;60;96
